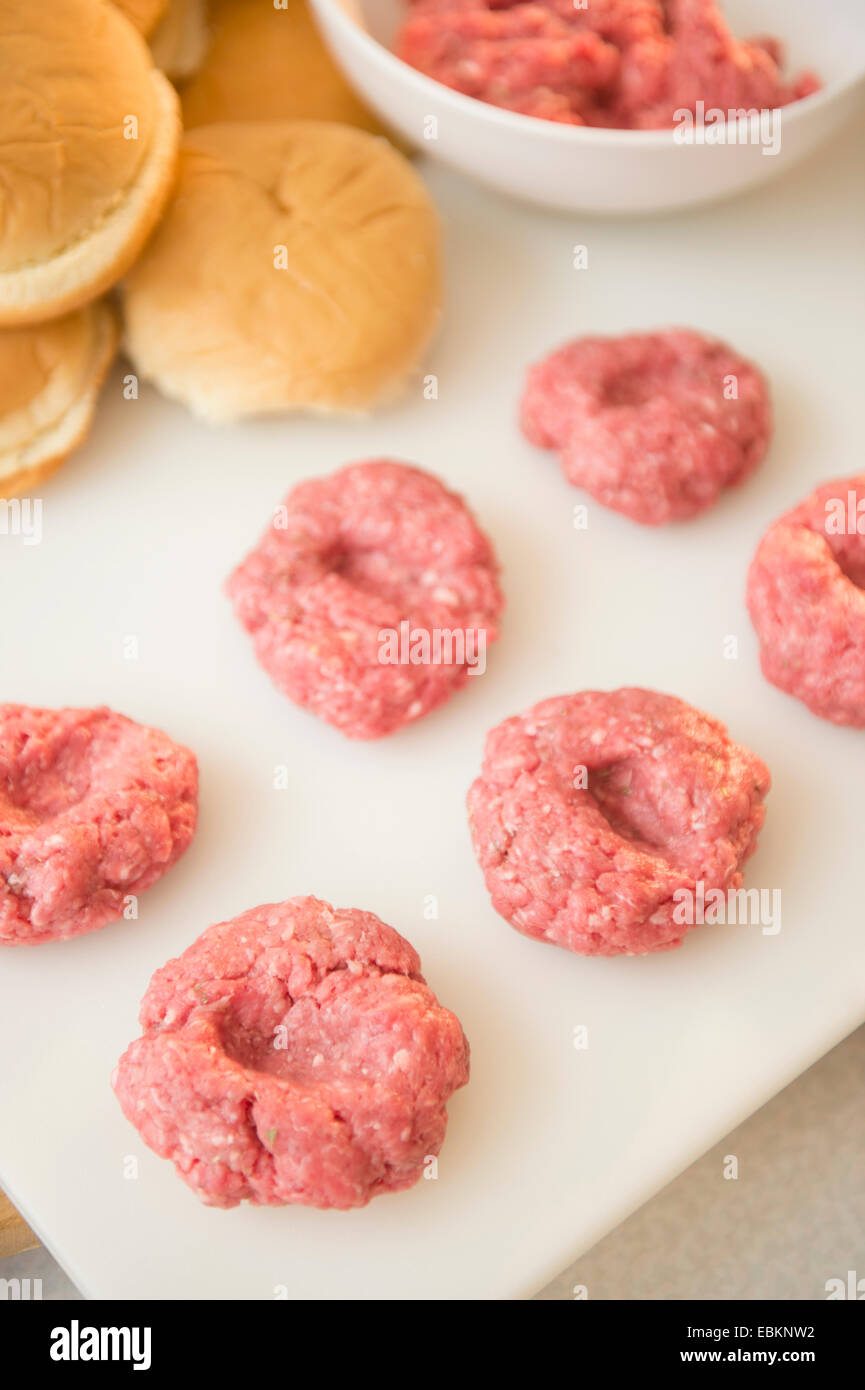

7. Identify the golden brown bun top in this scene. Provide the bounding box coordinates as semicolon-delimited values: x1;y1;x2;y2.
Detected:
0;0;162;273
181;0;388;135
123;121;441;415
110;0;168;33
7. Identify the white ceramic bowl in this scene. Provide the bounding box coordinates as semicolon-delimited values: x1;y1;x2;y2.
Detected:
309;0;865;214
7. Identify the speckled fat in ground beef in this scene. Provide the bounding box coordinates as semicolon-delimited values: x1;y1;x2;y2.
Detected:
227;459;503;738
520;329;772;525
113;897;470;1208
0;705;197;945
747;475;865;727
467;687;770;956
395;0;819;129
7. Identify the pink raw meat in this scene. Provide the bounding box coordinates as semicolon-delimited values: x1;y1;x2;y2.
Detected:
227;460;503;738
747;474;865;727
520;328;771;524
113;897;470;1208
467;687;770;956
394;0;819;128
0;705;197;945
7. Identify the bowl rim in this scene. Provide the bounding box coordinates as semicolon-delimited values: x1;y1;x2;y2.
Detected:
309;0;865;146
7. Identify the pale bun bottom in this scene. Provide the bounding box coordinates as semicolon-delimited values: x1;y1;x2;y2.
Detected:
0;301;120;498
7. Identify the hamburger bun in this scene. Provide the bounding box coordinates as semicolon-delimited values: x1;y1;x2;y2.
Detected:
181;0;389;137
122;121;441;422
111;0;168;35
150;0;209;80
0;0;182;327
0;300;119;496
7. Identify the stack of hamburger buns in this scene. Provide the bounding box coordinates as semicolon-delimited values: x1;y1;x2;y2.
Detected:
0;0;441;493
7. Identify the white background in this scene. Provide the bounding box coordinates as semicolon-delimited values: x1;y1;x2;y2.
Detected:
0;115;863;1300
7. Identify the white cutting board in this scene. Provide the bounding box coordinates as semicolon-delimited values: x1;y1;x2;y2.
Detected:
1;115;863;1302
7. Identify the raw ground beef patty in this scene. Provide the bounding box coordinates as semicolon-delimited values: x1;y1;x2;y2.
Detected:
227;459;503;738
0;706;197;945
521;328;772;525
395;0;819;128
747;475;865;727
112;897;470;1209
467;688;770;956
